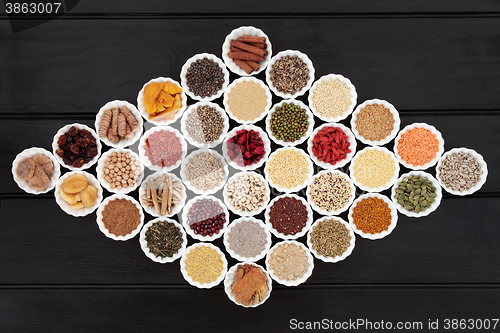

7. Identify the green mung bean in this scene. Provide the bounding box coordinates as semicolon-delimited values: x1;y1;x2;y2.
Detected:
270;102;309;142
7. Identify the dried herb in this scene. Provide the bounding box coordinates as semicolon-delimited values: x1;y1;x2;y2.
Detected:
145;221;183;258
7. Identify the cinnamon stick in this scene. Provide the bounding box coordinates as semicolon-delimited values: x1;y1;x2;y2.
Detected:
246;60;260;72
230;40;267;57
237;35;266;44
228;52;264;62
233;59;253;74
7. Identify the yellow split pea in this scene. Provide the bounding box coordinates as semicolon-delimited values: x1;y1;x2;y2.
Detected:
266;148;310;189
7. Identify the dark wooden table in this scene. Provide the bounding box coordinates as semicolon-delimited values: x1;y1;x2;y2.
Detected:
1;2;500;332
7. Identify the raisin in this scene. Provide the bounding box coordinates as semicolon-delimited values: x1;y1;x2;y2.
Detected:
68;126;79;137
69;143;80;155
56;148;64;157
76;137;89;147
57;135;67;146
63;157;72;166
72;157;85;168
86;146;98;157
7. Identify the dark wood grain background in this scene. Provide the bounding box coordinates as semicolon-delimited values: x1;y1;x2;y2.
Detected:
1;2;499;332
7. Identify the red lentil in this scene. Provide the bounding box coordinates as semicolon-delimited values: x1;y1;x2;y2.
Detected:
397;127;439;166
352;197;392;234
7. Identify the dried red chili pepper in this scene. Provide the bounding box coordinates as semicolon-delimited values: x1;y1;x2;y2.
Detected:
143;130;183;168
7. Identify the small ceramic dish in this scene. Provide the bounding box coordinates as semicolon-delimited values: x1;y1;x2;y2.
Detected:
222;124;271;171
221;25;273;76
265;99;315;147
139;218;187;263
95;193;144;241
96;148;144;195
306;123;357;170
181;195;230;242
180;149;228;195
264;194;314;240
223;171;270;217
52;123;102;171
391;171;442;218
180;101;230;149
223;262;273;308
350;99;401;146
136;77;187;126
138;126;187;173
393;122;445;170
222;77;272;125
138;171;186;218
54;170;103;217
94;100;143;147
306;169;356;216
349;146;400;192
180;242;228;289
12;147;61;194
308;73;358;123
265;240;314;287
223;217;272;262
265;50;315;99
180;53;230;102
264;147;314;193
348;193;398;240
435;147;488;196
306;216;356;263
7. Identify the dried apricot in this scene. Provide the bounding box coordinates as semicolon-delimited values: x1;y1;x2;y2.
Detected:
61;174;88;193
80;185;98;207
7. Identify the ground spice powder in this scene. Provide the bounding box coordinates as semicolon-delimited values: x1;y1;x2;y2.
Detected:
226;80;268;121
102;198;141;236
352;197;392;234
267;243;309;281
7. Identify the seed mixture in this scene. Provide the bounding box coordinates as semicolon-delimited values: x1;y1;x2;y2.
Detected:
352;149;397;189
309;219;351;258
311;78;353;119
227;220;268;258
185;57;225;98
225;174;268;212
265;148;310;189
269;55;310;95
437;152;483;192
184;152;225;191
184;246;224;284
397;127;439;166
394;175;437;213
267;243;309;281
269;102;309;142
308;172;352;212
226;80;268;122
352;197;392;234
185;105;225;144
354;103;395;141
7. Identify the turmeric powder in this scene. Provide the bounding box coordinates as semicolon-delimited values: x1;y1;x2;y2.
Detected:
98;109;113;138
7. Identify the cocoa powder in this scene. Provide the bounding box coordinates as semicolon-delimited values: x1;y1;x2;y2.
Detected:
102;198;141;236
